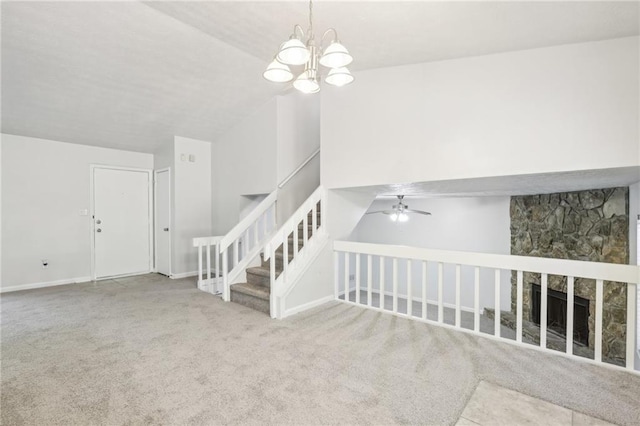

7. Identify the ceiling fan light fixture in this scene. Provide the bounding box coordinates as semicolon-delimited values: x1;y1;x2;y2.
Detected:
389;213;398;222
398;213;409;222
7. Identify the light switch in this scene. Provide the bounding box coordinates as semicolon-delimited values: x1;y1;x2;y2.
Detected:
189;154;195;162
79;209;88;216
180;153;186;162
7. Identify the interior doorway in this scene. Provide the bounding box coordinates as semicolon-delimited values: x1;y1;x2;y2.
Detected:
91;165;152;279
154;168;171;276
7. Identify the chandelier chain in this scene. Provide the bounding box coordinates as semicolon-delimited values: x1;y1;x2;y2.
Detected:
308;0;314;39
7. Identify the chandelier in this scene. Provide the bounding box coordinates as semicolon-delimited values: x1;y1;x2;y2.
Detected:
263;0;354;93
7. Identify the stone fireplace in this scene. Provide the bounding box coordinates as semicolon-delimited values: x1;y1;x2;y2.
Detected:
510;187;629;363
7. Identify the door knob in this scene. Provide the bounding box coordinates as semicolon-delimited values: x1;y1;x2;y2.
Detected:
96;219;102;224
163;228;169;232
96;228;102;233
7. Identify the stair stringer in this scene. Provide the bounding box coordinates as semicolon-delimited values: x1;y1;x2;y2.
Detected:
273;232;330;319
276;188;375;319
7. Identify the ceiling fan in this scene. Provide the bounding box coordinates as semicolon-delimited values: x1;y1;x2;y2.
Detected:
366;195;432;222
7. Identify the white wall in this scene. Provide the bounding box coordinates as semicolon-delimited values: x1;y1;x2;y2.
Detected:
321;36;639;190
284;189;374;313
275;93;321;224
348;196;512;311
630;182;639;266
173;136;211;276
211;99;278;234
211;93;321;234
1;133;153;289
276;92;320;183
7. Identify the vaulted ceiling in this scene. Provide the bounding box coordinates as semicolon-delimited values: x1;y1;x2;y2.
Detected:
2;1;638;153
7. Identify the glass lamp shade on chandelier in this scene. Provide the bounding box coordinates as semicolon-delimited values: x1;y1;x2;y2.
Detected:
263;0;354;93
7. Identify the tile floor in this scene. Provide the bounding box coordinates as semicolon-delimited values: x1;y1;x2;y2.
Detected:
456;381;615;426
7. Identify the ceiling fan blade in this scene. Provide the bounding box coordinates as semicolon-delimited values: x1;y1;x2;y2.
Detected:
405;209;431;216
366;210;396;215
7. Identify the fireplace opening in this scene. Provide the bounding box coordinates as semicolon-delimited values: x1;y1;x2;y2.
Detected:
531;284;590;346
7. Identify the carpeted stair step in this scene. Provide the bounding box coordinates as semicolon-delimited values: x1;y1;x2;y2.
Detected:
260;252;291;272
230;282;270;315
246;266;271;288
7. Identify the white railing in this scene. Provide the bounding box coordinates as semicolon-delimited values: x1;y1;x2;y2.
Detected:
264;186;327;319
333;241;639;372
193;190;277;299
277;148;320;189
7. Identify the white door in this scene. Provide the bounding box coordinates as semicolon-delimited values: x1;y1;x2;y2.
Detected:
154;169;171;276
93;167;151;279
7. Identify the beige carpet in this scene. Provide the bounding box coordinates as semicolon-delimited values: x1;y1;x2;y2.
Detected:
2;273;639;425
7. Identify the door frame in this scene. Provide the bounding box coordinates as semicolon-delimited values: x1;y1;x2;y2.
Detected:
154;167;172;277
90;164;154;281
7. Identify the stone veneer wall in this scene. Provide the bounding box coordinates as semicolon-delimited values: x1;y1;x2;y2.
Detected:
510;187;629;362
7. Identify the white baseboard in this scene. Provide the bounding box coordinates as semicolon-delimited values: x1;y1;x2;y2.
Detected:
338;287;478;314
170;271;199;279
1;276;92;294
282;294;334;319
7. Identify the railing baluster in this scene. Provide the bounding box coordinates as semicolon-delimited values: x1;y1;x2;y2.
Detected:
626;282;637;370
566;276;574;355
595;279;603;363
422;261;427;320
333;251;339;300
206;244;211;289
253;221;259;248
517;270;523;343
269;244;276;316
366;255;373;307
222;251;229;301
283;235;289;275
271;204;277;231
437;262;443;323
474;267;480;333
540;273;548;349
392;258;398;313
344;252;350;302
355;254;361;305
407;260;413;317
494;269;501;338
380;256;385;310
293;221;299;255
215;243;220;292
455;264;461;328
312;203;317;235
244;229;250;257
198;243;203;289
233;239;239;267
303;212;309;247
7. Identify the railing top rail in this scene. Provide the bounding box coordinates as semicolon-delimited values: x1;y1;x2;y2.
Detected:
277;148;320;189
218;190;278;251
268;186;323;237
333;240;639;284
192;235;223;247
264;186;324;260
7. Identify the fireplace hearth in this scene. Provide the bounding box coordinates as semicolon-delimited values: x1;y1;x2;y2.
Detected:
531;283;589;346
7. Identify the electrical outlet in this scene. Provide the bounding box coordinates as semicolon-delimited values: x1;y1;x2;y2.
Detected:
349;274;355;281
41;259;49;269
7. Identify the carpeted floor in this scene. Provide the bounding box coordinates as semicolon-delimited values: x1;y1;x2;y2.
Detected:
2;273;639;425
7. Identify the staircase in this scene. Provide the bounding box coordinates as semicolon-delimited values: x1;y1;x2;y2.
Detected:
230;208;320;315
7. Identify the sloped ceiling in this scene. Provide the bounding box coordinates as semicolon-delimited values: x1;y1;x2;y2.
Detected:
2;1;638;153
